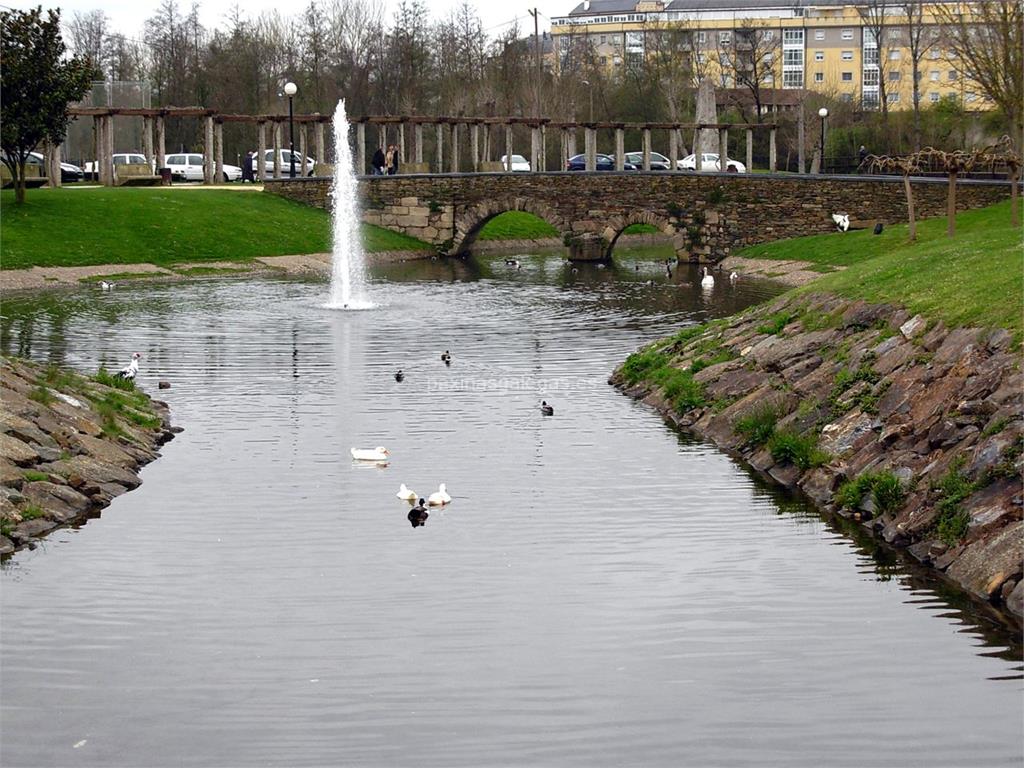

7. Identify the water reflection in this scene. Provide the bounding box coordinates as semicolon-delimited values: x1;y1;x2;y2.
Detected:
1;251;1021;767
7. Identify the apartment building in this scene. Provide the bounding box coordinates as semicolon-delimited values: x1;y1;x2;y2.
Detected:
551;0;985;110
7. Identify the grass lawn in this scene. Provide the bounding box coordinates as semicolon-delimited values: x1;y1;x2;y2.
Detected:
0;187;430;270
738;200;1022;337
477;211;559;240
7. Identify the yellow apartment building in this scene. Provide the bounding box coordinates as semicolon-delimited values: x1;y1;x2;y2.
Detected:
550;0;986;111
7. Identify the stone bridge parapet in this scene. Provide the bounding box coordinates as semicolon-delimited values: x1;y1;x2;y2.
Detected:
266;172;1014;262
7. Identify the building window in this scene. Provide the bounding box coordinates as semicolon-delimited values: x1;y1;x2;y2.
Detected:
889;50;901;60
948;70;957;81
719;31;731;44
814;30;825;40
841;50;853;61
863;69;879;86
929;49;941;59
764;30;774;40
889;70;901;81
840;93;853;102
887;92;900;103
965;92;977;102
930;70;939;81
929;92;940;102
841;29;853;40
815;50;824;61
600;35;606;44
814;72;824;82
697;31;706;43
783;71;804;88
600;56;607;65
842;71;853;81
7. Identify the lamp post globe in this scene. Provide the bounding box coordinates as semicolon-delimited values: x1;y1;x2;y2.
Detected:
285;82;298;177
817;107;828;174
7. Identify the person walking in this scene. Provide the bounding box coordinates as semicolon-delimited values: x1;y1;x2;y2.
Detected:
387;144;400;175
371;146;386;176
242;151;255;183
858;144;868;170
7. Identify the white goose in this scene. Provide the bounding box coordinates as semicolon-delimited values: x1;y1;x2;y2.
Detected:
116;352;141;380
396;483;417;501
427;483;451;506
351;446;389;461
831;213;850;232
700;267;715;289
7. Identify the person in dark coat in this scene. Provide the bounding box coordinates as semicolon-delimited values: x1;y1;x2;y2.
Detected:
242;151;255;183
371;147;386;175
858;145;868;168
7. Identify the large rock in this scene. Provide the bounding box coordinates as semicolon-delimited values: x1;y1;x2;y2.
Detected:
819;410;879;458
38;455;142;490
0;434;39;466
21;481;91;522
71;434;138;469
945;522;1023;601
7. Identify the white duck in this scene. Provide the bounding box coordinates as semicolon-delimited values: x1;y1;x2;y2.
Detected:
427;483;451;506
396;483;417;501
700;267;715;289
351;446;389;461
116;352;141;380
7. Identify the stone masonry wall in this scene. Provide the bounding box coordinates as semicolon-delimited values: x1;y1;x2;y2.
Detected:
266;173;1014;261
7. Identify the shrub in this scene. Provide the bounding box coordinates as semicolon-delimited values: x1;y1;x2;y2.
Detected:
735;404;781;446
94;367;136;391
29;385;53;405
933;458;975;546
835;470;907;516
22;470;49;483
767;430;829;470
621;347;669;385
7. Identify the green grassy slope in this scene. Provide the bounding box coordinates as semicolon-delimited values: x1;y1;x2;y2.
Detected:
0;187;430;270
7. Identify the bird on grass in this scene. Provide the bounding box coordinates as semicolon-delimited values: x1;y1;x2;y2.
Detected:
541;401;554;416
427;483;451;506
395;370;404;382
116;352;141;381
831;213;850;232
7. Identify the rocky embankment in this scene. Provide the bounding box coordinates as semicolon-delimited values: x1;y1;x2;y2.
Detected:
612;293;1023;620
0;357;179;555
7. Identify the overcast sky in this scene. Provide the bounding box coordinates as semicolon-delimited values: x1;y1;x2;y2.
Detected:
4;0;563;39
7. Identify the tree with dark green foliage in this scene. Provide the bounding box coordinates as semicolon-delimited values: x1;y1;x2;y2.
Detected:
1;7;93;204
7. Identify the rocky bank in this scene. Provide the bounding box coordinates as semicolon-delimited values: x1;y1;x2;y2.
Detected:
612;292;1023;620
0;357;179;555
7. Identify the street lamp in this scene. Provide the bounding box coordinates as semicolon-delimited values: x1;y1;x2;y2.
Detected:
817;106;828;174
284;81;298;178
581;79;594;123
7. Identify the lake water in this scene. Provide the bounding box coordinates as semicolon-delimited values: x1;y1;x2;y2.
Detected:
2;253;1021;767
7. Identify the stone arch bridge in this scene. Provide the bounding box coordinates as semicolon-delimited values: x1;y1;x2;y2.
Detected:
266;172;1013;262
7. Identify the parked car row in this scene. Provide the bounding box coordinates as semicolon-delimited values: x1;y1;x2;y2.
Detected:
569;150;746;173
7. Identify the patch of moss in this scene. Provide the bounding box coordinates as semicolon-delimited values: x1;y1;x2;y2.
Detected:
734;403;781;446
757;311;795;336
767;430;829;471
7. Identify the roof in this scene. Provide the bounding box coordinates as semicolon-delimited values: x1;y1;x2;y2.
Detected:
565;0;850;16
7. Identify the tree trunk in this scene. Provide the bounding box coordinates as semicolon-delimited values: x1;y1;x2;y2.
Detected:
946;171;956;237
14;159;26;204
1011;170;1020;228
903;173;916;241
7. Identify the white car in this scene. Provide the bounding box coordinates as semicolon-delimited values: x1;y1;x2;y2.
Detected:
84;152;151;179
499;154;531;172
257;149;315;176
164;153;243;182
679;153;747;173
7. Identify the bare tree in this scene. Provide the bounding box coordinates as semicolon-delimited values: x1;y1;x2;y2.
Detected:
719;19;780;120
934;0;1023;148
857;0;893;117
65;9;107;74
902;1;934;150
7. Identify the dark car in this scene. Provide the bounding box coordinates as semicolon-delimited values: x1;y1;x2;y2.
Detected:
625;151;672;170
566;153;638;171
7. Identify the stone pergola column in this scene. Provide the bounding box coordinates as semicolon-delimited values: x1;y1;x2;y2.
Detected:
315;120;326;166
483;124;491;162
414;123;424;164
504;124;513;172
769;127;778;173
257;121;267;182
567;128;577;159
299;123;308;174
559;128;569;170
435;122;444;173
719;128;729;173
379;124;387;150
155;115;166;171
614;127;625;171
142;116;154;169
214;120;224;183
797;109;805;173
642;128;652;171
44;140;61;188
669;128;679;170
272;121;282;178
203;115;215;184
746;128;753;172
584;126;596;172
356;122;366;174
449;123;459;173
532;125;540;174
540;124;547;172
470;123;480;171
399;122;407;163
101;115;114;186
693;128;703;172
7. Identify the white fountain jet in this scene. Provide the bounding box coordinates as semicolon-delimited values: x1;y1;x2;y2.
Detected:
326;99;371;309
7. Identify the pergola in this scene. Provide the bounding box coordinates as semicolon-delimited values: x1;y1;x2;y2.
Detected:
57;107;782;186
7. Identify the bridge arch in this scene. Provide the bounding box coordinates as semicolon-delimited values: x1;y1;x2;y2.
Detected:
451;198;570;256
599;209;689;262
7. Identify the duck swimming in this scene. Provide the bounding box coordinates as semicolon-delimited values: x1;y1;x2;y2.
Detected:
427;483;451;506
397;483;417;501
351;446;389;461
